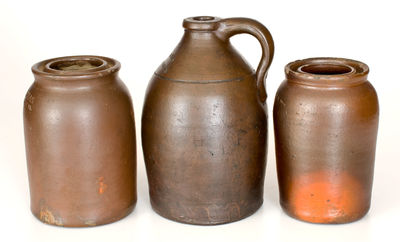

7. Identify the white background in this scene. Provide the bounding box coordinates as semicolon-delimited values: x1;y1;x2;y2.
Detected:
1;0;399;241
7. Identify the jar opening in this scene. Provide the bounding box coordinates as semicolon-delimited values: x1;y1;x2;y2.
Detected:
285;57;369;87
32;55;121;83
49;59;103;71
300;64;353;75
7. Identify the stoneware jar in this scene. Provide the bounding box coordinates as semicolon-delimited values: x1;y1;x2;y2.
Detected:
273;57;379;224
23;56;137;227
142;16;274;225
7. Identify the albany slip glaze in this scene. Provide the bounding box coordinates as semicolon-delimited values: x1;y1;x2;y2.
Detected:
24;56;137;227
142;16;274;225
273;58;379;224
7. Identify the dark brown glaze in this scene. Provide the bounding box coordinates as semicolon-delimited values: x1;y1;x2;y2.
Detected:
142;16;274;225
273;58;379;224
23;56;137;227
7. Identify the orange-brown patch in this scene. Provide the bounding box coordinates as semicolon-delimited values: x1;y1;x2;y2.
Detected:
289;171;362;223
98;176;107;194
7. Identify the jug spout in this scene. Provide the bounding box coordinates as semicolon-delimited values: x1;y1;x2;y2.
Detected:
183;16;222;31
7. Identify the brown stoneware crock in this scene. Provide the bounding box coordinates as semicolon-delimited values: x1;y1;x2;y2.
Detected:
23;56;137;227
142;16;274;225
273;57;379;224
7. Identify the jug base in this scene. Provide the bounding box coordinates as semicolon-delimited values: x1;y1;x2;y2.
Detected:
150;199;263;225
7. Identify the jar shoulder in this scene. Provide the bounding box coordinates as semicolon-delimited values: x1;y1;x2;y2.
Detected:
274;80;379;119
23;79;134;121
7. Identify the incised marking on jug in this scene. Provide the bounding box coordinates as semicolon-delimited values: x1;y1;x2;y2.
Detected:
154;73;244;84
172;202;242;223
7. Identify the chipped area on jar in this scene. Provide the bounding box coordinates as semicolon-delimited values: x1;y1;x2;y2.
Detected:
77;215;97;227
277;96;286;107
24;91;35;112
84;220;97;226
39;200;63;226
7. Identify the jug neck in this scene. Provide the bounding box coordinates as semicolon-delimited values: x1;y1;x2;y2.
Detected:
181;16;225;42
183;16;222;32
154;16;255;82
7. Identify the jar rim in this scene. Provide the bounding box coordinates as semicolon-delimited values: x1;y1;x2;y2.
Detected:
32;55;120;81
285;57;369;87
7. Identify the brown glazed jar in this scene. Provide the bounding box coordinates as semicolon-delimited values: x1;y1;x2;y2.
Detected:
142;16;274;225
23;56;137;227
273;58;379;224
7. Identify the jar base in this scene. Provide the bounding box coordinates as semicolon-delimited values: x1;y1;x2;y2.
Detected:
280;201;370;224
31;202;136;227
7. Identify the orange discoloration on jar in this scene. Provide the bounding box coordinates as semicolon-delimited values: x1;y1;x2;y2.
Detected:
288;171;362;223
98;176;107;195
274;58;378;224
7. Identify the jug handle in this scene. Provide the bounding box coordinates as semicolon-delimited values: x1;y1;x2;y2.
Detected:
216;18;274;103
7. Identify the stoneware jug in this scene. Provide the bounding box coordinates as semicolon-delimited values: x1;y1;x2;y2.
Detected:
273;57;379;224
24;56;137;227
142;16;274;225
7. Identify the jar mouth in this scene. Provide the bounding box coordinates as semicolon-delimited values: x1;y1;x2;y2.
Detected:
183;16;221;31
299;64;354;75
48;58;105;72
32;55;120;80
285;57;369;87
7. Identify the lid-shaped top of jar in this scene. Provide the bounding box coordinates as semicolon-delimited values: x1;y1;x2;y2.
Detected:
154;16;255;83
285;57;369;87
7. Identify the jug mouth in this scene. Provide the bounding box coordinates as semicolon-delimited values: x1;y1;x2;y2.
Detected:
183;16;221;31
285;57;369;87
